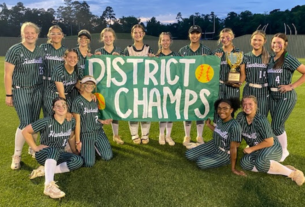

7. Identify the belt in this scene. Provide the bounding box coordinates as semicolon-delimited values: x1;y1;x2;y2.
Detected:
270;88;279;92
219;80;224;84
54;91;68;95
248;83;268;88
43;76;51;81
13;84;42;89
219;147;230;154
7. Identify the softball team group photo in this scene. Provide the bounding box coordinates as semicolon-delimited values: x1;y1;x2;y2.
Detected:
4;21;305;200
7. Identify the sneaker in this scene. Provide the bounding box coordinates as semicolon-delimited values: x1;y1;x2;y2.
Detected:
11;155;21;170
44;181;65;199
288;170;305;186
113;135;124;144
141;138;149;145
159;135;165;145
196;137;204;144
132;138;141;144
29;166;45;179
28;147;36;158
166;137;175;146
183;136;191;146
185;142;200;149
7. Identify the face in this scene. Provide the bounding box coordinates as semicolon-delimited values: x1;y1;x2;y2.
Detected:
78;35;90;47
217;102;233;122
220;32;233;47
53;100;68;116
49;28;63;44
102;31;115;46
132;28;145;42
65;51;78;67
82;81;96;93
251;34;265;51
189;32;201;43
22;26;38;44
271;37;286;54
242;98;257;115
161;34;171;50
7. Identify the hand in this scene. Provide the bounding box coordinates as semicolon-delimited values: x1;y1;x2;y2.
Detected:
76;142;82;153
66;112;73;121
215;52;223;58
91;94;97;102
87;53;93;57
231;82;242;88
99;119;113;125
243;147;253;154
34;144;48;152
148;53;155;57
205;118;212;126
95;51;102;55
112;52;120;56
232;169;247;176
278;84;293;93
5;96;13;107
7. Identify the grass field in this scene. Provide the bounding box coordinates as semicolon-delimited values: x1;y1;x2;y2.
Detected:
1;57;305;207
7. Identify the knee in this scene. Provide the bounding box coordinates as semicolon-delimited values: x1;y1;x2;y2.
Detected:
102;151;113;161
185;150;197;161
83;158;95;167
240;157;253;171
70;155;84;169
196;158;210;170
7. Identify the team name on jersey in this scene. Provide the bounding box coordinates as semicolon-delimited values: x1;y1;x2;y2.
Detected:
83;107;98;114
23;57;43;64
267;69;283;73
221;61;227;65
214;128;228;139
242;132;257;139
63;80;77;86
247;63;267;68
45;54;64;61
49;129;72;137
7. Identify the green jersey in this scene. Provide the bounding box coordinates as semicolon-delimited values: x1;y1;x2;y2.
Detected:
73;47;87;79
5;43;43;86
243;52;268;84
157;51;180;57
178;43;212;56
95;46;122;55
31;116;75;149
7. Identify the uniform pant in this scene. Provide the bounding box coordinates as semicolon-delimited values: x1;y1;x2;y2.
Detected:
186;140;230;169
81;130;113;167
218;82;240;100
13;85;42;129
243;84;269;117
240;140;282;173
269;90;297;136
35;147;83;171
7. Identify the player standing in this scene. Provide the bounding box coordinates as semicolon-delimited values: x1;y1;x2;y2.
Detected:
178;25;213;147
236;96;305;185
4;22;44;170
267;33;305;161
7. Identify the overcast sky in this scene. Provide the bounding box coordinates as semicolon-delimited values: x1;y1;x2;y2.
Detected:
6;0;304;24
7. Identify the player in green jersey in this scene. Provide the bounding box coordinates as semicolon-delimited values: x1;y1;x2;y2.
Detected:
23;97;83;199
242;30;270;117
186;98;246;176
72;76;113;167
4;22;44;170
178;25;213;147
95;28;124;145
237;96;304;186
155;32;178;146
267;33;305;162
123;24;154;144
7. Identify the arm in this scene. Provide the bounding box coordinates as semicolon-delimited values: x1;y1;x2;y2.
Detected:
232;64;245;88
205;119;215;131
22;124;48;152
230;141;246;176
4;62;15;107
72;113;82;152
98;119;113;125
279;64;305;93
243;137;274;154
68;131;78;154
55;81;66;99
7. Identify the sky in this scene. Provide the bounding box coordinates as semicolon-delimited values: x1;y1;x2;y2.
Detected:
5;0;304;24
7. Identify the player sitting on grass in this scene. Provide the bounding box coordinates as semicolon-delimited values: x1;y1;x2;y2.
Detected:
23;97;83;199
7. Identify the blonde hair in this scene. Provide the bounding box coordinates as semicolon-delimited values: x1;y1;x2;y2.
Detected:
156;32;173;56
100;28;117;42
131;24;145;37
251;30;270;65
47;25;63;44
218;28;234;45
20;22;40;42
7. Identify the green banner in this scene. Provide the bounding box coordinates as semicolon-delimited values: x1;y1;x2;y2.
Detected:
85;55;220;121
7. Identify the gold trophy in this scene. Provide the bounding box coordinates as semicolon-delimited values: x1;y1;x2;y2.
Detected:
226;52;243;84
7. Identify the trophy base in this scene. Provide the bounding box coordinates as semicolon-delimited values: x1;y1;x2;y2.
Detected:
227;72;240;84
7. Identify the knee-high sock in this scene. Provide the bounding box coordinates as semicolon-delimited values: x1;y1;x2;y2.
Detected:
277;131;288;150
196;123;204;138
128;122;139;139
267;160;292;176
55;162;70;174
141;122;151;138
159;122;166;136
45;159;56;185
14;128;25;156
184;121;191;137
166;122;173;137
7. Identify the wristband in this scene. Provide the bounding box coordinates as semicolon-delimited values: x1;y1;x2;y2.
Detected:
6;94;13;97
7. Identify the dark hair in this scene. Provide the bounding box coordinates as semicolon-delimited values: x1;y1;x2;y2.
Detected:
214;97;240;118
52;97;67;108
271;33;288;69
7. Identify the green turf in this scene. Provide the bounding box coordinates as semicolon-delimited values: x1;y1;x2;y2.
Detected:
1;57;305;206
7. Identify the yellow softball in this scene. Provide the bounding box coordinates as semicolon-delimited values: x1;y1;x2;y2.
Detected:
195;64;214;83
94;93;106;110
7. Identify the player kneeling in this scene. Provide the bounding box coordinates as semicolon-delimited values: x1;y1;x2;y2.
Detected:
23;97;83;199
72;76;113;167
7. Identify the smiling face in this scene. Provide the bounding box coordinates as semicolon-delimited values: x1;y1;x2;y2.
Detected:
49;28;64;44
220;32;233;47
132;27;145;42
160;34;171;50
82;81;96;93
271;37;286;54
217;102;233;122
64;51;78;67
78;35;90;47
251;34;266;51
53;99;68;116
22;26;38;45
189;32;201;43
102;31;115;46
242;97;257;116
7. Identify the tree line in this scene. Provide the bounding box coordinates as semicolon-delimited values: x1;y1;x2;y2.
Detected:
0;0;304;39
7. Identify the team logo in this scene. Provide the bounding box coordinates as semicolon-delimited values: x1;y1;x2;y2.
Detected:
95;93;106;110
195;64;214;83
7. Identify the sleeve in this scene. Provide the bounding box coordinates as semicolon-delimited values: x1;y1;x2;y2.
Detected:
255;116;274;140
123;47;129;56
285;55;301;72
148;46;153;54
94;48;100;54
71;98;82;114
52;65;64;82
207;47;213;55
5;45;17;65
229;121;242;143
31;117;50;133
242;54;248;65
